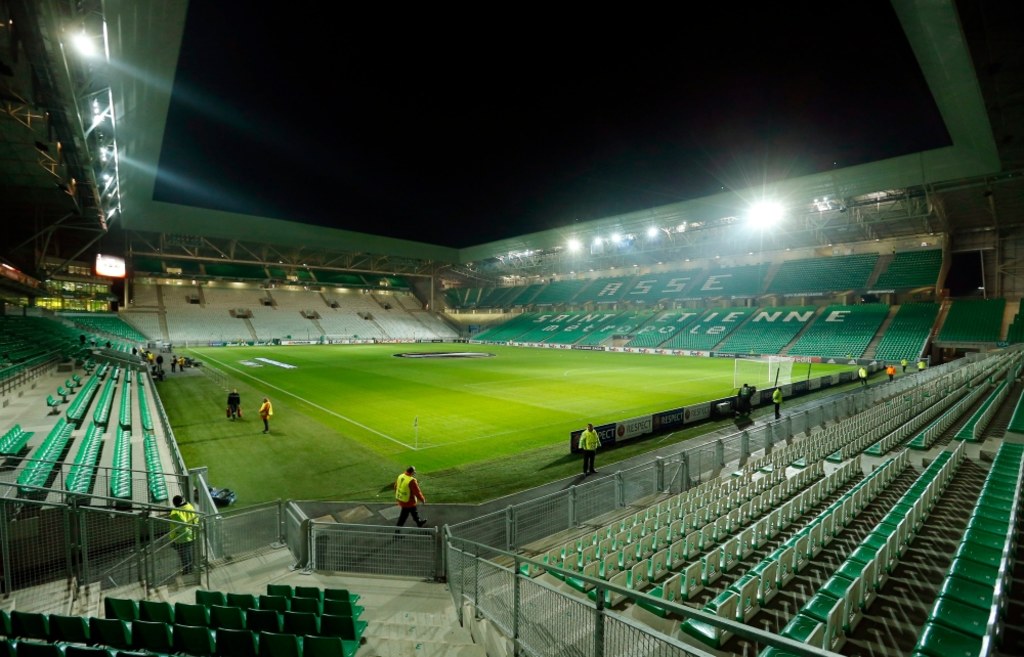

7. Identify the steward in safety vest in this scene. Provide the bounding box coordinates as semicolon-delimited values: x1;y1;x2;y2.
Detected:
395;466;427;527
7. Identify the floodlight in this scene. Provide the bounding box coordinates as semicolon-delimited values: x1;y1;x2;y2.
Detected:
647;226;659;238
592;237;603;247
567;238;581;253
71;31;98;57
747;201;783;228
611;233;622;244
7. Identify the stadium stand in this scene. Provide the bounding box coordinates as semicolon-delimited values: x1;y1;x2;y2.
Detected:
766;253;879;295
661;308;756;351
873;302;939;363
688;264;766;298
575;310;659;346
620;270;702;305
872;248;943;289
716;306;818;355
577;275;639;305
623;310;703;348
530;279;592;306
62;313;148;343
938;298;1006;343
787;304;889;358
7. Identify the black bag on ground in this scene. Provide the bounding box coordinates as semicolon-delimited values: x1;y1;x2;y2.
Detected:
208;486;237;507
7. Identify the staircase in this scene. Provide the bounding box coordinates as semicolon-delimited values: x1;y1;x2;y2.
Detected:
242;317;258;341
779;306;826;355
363;609;486;657
866;252;894;288
863;304;901;358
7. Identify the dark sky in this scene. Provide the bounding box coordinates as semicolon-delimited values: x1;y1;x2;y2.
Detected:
154;2;950;249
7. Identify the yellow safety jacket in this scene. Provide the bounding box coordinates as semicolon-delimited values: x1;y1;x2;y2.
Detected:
169;502;198;544
395;473;414;503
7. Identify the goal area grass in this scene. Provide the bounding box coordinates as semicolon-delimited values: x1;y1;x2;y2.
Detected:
156;343;855;506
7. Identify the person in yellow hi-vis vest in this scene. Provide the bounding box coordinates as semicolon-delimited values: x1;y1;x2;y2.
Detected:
169;495;199;574
395;466;427;527
579;423;600;476
259;397;273;434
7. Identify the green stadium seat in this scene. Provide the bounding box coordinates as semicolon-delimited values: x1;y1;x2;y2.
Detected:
257;631;301;657
89;617;132;651
282;611;319;636
319;613;368;643
323;588;361;605
294;586;324;601
213;627;257;657
104;598;140;622
10;611;50;641
288;596;322;615
913;621;983;657
131;619;173;654
195;590;227;607
50;613;92;644
139;600;175;625
927;596;991;639
209;605;246;631
226;593;258;610
257;595;290;613
172;623;215;656
244;609;282;634
173;603;210;628
323;598;364;619
266;584;294;598
47;395;61;413
303;635;360;657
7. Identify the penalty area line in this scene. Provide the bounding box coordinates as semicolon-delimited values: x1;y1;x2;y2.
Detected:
199;353;417;450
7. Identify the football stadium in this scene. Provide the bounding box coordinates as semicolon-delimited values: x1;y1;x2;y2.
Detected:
0;2;1022;657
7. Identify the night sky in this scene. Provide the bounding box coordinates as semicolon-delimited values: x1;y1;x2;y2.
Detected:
154;2;950;249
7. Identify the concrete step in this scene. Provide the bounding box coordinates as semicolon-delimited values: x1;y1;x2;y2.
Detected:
360;637;488;657
365;620;475;644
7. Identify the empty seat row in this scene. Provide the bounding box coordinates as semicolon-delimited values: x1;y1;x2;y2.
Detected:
16;419;74;494
767;443;964;656
908;383;986;450
0;424;33;455
680;451;907;649
0;621;357;657
913;442;1023;657
954;379;1010;443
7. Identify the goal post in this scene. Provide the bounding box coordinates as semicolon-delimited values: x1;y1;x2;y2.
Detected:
733;356;795;389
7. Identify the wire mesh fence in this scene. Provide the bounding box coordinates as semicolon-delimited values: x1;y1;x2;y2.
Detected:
207;500;284;565
602;614;708;657
309;521;439;580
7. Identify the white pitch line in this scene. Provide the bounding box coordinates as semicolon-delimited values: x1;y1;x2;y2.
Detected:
199;353;416;450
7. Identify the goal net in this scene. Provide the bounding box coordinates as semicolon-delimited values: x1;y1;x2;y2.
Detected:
733;356;795;389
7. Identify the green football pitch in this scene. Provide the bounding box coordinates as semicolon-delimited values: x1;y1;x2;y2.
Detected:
156;344;855;506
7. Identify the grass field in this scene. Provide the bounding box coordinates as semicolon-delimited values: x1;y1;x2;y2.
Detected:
157;344;856;506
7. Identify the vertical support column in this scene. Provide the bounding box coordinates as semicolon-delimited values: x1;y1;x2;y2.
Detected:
680;454;691;491
512;565;521;654
715;439;725;474
615;472;625;508
568;486;577;528
0;503;10;595
73;503;88;591
593;583;606;657
655;456;666;492
739;431;750;467
505;506;516;552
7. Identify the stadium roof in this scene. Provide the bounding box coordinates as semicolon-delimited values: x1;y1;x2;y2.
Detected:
0;0;1022;284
